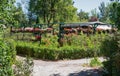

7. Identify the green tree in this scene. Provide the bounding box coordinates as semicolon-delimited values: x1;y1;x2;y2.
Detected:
0;0;16;25
12;2;28;27
28;0;77;25
77;9;89;22
56;0;77;22
89;8;99;22
90;8;98;18
99;2;110;22
109;1;120;29
28;0;59;25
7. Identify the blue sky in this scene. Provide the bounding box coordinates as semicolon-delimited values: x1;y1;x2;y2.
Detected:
16;0;111;13
73;0;110;12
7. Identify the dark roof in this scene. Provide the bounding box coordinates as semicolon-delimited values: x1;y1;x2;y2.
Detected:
61;21;107;28
62;23;90;27
89;21;107;25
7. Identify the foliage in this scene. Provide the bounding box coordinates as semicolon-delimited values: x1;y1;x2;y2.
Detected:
0;38;16;76
98;1;120;29
12;2;28;27
28;0;78;25
90;8;98;18
15;42;86;60
101;31;120;76
0;0;16;25
89;8;99;22
90;57;102;67
14;33;108;60
13;56;34;76
0;0;27;26
77;10;89;22
0;0;28;27
99;2;110;22
109;1;120;30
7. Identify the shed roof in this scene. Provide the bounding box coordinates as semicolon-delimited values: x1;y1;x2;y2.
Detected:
61;21;107;28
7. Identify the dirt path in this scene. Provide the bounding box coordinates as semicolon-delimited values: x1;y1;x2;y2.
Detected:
32;57;105;76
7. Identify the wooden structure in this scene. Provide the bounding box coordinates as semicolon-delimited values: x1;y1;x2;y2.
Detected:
10;23;53;42
59;21;114;34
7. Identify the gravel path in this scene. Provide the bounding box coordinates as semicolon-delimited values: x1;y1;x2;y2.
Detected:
32;57;105;76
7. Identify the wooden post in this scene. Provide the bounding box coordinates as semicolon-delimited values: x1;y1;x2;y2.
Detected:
58;22;64;47
93;23;98;34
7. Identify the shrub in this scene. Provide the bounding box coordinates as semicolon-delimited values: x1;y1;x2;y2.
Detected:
0;38;16;76
15;35;106;60
13;33;108;60
90;57;102;67
13;56;33;76
101;31;120;76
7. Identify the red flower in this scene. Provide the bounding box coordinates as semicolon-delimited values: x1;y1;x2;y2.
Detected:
35;35;41;40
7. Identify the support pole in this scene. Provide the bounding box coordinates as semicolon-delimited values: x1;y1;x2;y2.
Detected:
58;22;64;47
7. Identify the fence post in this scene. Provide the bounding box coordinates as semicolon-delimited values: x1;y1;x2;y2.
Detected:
58;22;64;47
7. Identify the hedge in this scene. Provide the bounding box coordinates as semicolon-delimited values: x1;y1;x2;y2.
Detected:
15;41;102;60
14;33;108;60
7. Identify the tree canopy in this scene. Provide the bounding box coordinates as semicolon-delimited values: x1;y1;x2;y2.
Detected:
0;0;120;30
77;10;89;22
0;0;27;27
98;0;120;29
28;0;78;25
99;2;110;22
0;0;16;25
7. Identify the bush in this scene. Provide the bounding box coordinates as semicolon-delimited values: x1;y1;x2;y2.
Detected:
101;31;120;76
11;33;107;60
0;39;16;76
16;42;94;60
90;57;102;67
13;56;33;76
15;33;107;60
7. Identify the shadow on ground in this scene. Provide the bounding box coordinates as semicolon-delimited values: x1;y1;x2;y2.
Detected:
50;73;61;76
68;69;103;76
50;69;103;76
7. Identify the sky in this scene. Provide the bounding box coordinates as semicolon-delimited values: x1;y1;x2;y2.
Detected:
16;0;111;13
73;0;110;12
